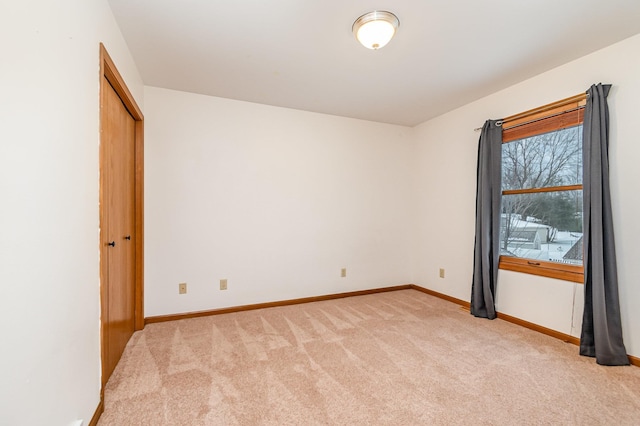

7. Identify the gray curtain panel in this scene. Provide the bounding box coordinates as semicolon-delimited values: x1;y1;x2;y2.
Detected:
580;83;629;365
471;120;502;319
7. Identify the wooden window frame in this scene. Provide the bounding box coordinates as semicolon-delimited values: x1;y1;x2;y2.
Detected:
499;94;586;284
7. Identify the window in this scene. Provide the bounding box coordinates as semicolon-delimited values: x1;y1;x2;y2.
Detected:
498;95;586;283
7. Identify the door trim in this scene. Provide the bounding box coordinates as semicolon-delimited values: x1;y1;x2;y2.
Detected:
99;43;144;384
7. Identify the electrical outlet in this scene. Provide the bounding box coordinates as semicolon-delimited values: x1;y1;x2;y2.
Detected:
439;268;445;279
220;279;228;290
179;282;187;294
341;268;347;278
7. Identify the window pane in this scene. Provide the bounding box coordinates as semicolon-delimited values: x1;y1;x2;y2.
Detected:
500;190;583;265
502;126;582;190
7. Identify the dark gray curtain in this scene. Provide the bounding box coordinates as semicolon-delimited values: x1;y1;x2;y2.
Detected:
580;83;629;365
471;120;502;319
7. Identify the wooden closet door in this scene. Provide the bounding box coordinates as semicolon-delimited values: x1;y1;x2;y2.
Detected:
102;75;136;384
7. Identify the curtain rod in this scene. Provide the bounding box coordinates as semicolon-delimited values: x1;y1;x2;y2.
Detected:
473;105;584;132
474;92;588;132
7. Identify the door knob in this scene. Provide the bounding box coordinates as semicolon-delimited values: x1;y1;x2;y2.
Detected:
108;241;116;247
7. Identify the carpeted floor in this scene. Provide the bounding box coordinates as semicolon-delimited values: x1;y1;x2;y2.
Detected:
98;289;640;425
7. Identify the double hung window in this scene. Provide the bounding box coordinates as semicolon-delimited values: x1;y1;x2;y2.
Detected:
499;95;586;283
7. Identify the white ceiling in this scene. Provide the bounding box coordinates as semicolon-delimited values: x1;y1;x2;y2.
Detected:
108;0;640;126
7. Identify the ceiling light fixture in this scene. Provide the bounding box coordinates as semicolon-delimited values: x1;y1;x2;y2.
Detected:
352;10;400;50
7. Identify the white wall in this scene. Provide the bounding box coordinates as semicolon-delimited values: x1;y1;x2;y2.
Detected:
144;87;415;317
0;1;143;425
412;34;640;358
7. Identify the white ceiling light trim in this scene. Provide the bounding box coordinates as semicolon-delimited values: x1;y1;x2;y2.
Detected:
352;10;400;50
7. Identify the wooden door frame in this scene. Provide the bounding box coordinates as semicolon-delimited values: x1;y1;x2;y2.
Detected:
99;43;144;381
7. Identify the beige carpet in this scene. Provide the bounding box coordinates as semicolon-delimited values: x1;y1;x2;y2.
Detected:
98;290;640;425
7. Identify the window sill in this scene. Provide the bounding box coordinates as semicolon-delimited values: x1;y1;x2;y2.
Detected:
499;256;583;283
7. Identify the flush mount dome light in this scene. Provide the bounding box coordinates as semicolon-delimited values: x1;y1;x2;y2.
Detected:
352;10;399;50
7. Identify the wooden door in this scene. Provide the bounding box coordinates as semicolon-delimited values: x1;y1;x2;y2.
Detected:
101;76;136;383
99;44;144;388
